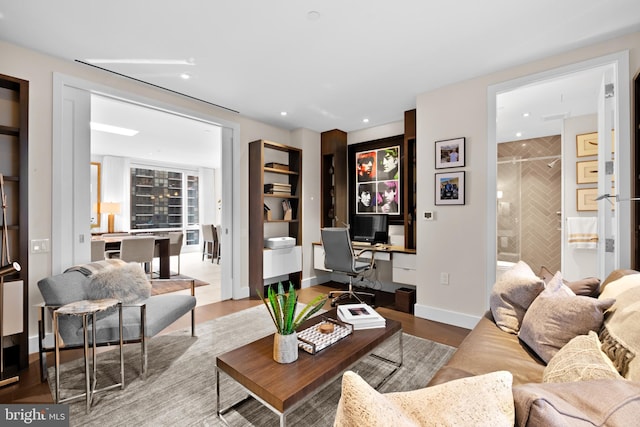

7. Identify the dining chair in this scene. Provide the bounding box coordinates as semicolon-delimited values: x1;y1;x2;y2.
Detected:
214;225;222;264
90;239;106;262
117;237;156;274
201;224;215;263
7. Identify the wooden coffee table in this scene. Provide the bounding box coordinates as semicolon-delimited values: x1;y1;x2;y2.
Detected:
215;308;402;426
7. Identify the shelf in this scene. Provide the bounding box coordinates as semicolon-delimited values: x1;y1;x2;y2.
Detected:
264;193;298;199
0;125;20;137
263;167;299;176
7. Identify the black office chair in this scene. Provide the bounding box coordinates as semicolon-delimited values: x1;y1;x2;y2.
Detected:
320;227;375;306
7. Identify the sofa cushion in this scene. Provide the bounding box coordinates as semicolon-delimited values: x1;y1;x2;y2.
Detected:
518;277;614;363
543;331;622;383
335;370;514;427
428;313;545;387
600;285;640;380
490;260;545;334
87;262;152;304
513;380;640;427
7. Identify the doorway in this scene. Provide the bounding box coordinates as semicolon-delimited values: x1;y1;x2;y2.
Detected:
487;51;631;291
52;73;240;301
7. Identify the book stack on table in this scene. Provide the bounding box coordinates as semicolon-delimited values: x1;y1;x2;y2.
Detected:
337;303;386;330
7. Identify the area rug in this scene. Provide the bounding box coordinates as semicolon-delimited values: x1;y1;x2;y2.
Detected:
48;305;455;426
150;274;208;295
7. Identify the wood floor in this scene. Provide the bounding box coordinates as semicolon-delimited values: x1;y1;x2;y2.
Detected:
0;284;469;404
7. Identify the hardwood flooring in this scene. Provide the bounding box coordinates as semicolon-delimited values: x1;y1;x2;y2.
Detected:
0;284;469;404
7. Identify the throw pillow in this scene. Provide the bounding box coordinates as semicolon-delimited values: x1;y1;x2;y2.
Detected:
599;272;640;301
543;331;622;383
537;266;600;296
334;370;514;427
518;282;614;363
490;260;545;334
87;263;152;304
600;285;640;380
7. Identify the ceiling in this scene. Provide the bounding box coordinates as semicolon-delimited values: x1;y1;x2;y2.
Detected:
1;1;640;145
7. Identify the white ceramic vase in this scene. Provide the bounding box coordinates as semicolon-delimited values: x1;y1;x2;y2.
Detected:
273;331;299;364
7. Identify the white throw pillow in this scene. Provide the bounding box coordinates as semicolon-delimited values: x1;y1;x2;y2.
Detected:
334;370;514;427
87;263;152;303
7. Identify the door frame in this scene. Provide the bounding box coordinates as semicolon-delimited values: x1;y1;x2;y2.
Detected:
52;73;240;300
486;51;631;296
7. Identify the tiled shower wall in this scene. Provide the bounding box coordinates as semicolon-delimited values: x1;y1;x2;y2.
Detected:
498;135;561;273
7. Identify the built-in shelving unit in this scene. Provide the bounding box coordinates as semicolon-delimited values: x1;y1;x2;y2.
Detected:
404;109;417;250
0;73;29;372
249;140;302;297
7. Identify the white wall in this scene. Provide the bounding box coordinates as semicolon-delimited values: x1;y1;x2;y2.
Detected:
563;114;599;280
414;31;640;329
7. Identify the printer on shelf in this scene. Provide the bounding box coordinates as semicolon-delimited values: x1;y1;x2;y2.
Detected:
264;236;296;249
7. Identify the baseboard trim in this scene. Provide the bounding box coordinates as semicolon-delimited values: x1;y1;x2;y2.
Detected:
414;303;481;330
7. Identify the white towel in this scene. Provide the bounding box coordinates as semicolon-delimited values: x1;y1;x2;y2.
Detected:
567;217;598;249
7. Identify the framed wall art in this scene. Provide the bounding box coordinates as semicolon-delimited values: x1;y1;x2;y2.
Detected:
354;144;401;214
435;171;465;205
435;137;465;169
576;132;598;157
576;160;598;184
576;187;598;211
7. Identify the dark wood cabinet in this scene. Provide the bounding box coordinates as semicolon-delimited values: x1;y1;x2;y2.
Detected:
0;73;29;373
321;130;348;228
249;140;302;297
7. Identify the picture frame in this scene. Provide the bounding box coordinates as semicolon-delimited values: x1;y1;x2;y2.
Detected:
354;144;401;214
576;132;598;157
576;160;598;184
435;171;465;205
435;137;465;169
576;187;598;211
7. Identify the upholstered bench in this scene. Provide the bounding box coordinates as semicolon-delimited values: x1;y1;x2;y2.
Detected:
37;260;196;382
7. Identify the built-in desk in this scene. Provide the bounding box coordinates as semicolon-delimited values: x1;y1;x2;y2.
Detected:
312;242;417;286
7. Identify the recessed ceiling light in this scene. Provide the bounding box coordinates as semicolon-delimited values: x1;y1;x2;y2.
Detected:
307;11;321;21
85;58;195;65
180;72;191;80
363;118;369;123
516;132;523;137
90;122;139;136
522;112;530;117
280;111;288;116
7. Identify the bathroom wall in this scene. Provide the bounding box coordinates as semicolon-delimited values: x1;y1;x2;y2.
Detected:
498;135;562;273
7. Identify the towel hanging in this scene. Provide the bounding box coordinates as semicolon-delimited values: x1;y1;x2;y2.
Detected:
567;217;598;249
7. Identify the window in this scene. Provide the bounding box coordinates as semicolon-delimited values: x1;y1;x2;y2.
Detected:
130;167;199;231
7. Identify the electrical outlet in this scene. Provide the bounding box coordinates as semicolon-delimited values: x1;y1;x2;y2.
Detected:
424;211;434;221
440;272;449;285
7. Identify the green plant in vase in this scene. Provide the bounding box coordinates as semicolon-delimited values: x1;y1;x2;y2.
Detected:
258;282;327;363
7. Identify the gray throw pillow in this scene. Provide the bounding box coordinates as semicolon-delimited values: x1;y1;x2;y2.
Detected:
518;278;614;363
490;260;545;334
87;263;152;303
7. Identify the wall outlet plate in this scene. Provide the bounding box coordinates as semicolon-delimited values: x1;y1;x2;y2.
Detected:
424;211;434;221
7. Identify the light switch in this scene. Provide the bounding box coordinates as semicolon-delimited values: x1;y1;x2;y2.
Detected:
31;239;50;253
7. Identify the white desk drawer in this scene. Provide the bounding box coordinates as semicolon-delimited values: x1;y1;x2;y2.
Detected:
393;267;416;285
393;253;416;269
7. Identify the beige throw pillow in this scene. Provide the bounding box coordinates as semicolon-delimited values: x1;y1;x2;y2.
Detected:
490;260;545;334
334;370;514;427
599;273;640;301
543;331;622;383
519;279;614;363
